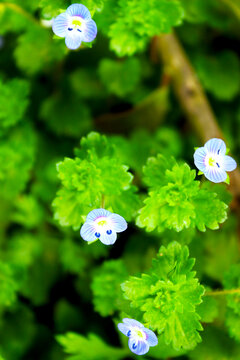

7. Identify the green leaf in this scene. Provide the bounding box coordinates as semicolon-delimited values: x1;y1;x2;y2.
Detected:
98;58;141;97
0;261;19;307
0;78;30;133
137;155;227;232
0;124;36;199
225;308;240;343
53;132;140;230
91;260;128;317
201;218;239;282
59;238;88;275
189;325;240;360
108;0;184;56
40;93;92;137
122;242;204;350
195;51;240;101
180;0;234;29
38;0;66;17
197;292;218;323
111;128;182;176
14;25;66;74
4;233;42;268
223;264;240;315
11;195;44;229
56;332;127;360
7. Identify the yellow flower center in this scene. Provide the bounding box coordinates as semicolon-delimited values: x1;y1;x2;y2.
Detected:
136;330;144;338
97;220;107;226
72;19;82;26
208;157;215;167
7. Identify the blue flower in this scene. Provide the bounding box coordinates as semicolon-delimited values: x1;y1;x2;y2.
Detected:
118;318;158;356
194;138;237;183
52;4;97;50
80;209;127;245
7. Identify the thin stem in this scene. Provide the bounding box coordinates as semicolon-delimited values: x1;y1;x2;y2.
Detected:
205;288;240;296
101;194;105;208
0;3;38;25
156;32;240;203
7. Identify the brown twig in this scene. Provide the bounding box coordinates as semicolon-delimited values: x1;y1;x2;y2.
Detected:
155;32;240;204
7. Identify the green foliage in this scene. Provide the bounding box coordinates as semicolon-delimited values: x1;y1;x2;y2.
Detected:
195;51;240;101
111;128;182;175
223;264;240;315
14;26;66;75
53;132;140;229
0;124;36;199
225;308;240;343
98;58;141;97
57;332;127;360
91;260;128;316
0;0;239;358
107;0;184;56
0;261;19;307
122;242;204;350
189;326;240;360
40;93;92;137
197;293;218;323
11;195;44;229
180;0;234;29
223;264;240;342
137;155;228;232
0;78;30;133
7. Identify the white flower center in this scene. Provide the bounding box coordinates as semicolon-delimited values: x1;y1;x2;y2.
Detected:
131;327;147;341
68;16;86;33
205;153;222;169
94;216;113;233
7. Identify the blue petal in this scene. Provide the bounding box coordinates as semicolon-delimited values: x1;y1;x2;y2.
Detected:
82;19;97;42
144;328;158;347
86;208;111;222
223;155;237;172
66;4;91;20
193;147;207;172
65;32;82;50
204;138;226;155
118;323;131;336
123;318;144;328
100;231;117;245
80;222;96;242
52;12;69;37
204;167;227;183
128;338;149;356
109;213;127;233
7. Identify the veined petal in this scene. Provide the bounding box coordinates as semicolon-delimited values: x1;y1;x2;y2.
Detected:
223;155;237;171
118;323;131;336
205;138;226;155
123;318;144;328
82;19;97;42
205;167;227;183
66;4;91;20
128;338;149;356
52;12;69;37
65;30;82;50
109;213;127;232
86;208;111;222
193;147;207;172
80;222;96;242
100;231;117;245
144;328;158;347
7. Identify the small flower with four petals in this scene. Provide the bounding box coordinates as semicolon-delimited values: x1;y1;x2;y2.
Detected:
52;3;97;50
118;318;158;355
80;209;127;245
194;138;237;183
